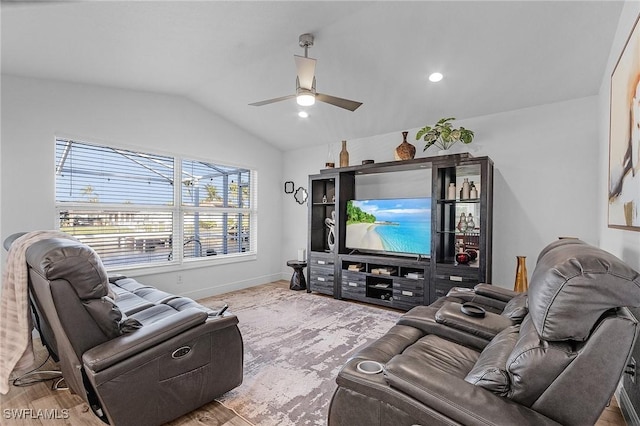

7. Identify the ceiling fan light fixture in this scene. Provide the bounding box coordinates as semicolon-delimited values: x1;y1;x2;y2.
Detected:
429;72;444;82
296;92;316;106
249;33;362;111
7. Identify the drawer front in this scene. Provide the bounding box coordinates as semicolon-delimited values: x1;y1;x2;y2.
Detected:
341;271;366;285
310;263;334;278
341;279;366;301
433;266;478;301
310;254;335;267
309;260;335;295
392;286;425;310
309;276;334;295
433;279;476;300
340;271;365;300
435;265;479;282
394;277;425;292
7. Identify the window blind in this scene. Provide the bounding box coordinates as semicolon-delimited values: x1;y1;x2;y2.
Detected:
55;138;257;269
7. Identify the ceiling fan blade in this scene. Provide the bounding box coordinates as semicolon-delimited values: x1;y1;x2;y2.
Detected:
249;94;296;107
294;55;316;89
316;93;363;111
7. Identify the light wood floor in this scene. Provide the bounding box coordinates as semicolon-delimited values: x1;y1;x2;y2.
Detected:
0;281;628;426
1;344;253;425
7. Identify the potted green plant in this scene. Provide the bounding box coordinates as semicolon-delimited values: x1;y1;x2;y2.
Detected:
416;117;474;152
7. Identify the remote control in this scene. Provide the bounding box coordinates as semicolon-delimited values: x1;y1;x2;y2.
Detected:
217;304;228;316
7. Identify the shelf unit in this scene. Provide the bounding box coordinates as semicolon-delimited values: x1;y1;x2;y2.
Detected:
339;254;429;310
307;172;354;296
432;158;493;299
306;153;493;308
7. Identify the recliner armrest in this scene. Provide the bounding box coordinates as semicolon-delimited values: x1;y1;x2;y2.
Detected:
384;357;561;426
445;287;510;312
474;283;518;302
435;302;514;340
398;306;490;351
82;308;236;372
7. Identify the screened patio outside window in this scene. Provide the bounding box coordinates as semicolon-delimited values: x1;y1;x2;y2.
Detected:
55;138;256;269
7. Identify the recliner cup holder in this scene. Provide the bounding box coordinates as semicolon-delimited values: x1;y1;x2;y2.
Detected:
356;360;384;374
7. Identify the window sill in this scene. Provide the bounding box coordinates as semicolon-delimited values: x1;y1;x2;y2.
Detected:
107;252;257;278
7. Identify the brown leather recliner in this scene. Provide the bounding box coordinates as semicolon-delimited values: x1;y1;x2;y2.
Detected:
396;239;586;351
329;240;640;426
22;237;243;426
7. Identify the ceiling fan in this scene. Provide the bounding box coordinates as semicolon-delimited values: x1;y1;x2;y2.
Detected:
249;34;362;112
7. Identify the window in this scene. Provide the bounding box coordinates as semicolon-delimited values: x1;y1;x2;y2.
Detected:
55;138;256;269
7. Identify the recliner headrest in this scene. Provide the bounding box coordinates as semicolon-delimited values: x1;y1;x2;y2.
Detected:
528;242;640;341
535;238;587;265
3;232;27;251
26;238;109;300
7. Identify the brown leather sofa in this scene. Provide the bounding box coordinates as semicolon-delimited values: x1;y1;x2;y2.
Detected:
328;240;640;426
21;237;243;426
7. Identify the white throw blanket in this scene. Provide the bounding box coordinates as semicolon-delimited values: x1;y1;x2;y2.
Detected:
0;230;76;394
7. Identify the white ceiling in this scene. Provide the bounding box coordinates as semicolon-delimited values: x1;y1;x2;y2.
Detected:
1;1;624;151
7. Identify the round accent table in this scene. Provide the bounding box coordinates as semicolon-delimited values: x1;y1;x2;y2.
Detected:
286;260;307;291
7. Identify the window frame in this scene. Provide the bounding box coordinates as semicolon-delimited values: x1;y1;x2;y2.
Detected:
54;138;258;272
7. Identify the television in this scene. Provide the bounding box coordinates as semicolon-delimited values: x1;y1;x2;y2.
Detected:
345;198;431;257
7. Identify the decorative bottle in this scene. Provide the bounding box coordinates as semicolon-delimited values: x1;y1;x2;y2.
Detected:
461;178;470;200
447;183;457;200
466;213;475;230
339;140;349;167
514;256;528;292
469;181;478;199
456;213;467;232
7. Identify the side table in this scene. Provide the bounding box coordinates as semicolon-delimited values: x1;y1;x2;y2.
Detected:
286;260;307;291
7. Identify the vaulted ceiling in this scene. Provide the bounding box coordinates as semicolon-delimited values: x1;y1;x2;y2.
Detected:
1;1;624;151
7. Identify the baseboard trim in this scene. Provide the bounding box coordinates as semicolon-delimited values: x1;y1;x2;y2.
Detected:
182;273;284;300
617;383;640;426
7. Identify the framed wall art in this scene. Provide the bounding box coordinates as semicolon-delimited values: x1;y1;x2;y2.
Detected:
284;181;295;194
609;13;640;231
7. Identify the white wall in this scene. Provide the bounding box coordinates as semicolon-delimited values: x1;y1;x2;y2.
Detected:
598;1;640;271
282;96;600;288
1;75;283;298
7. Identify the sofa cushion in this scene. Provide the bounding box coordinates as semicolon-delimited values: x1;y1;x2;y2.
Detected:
111;277;153;293
111;290;155;315
353;325;424;364
529;242;640;341
464;325;519;396
129;304;179;326
133;287;178;304
401;334;479;378
167;297;216;316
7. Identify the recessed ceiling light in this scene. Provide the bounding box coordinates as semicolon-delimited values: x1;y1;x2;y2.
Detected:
298;111;309;118
429;72;443;82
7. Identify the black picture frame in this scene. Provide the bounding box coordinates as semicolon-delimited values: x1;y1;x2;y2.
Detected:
284;181;295;194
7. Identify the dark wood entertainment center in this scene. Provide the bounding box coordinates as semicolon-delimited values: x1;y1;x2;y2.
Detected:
307;153;493;311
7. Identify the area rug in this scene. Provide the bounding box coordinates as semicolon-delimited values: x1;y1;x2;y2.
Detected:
198;282;402;426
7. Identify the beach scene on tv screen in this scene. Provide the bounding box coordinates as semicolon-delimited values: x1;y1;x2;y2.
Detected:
346;198;431;255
